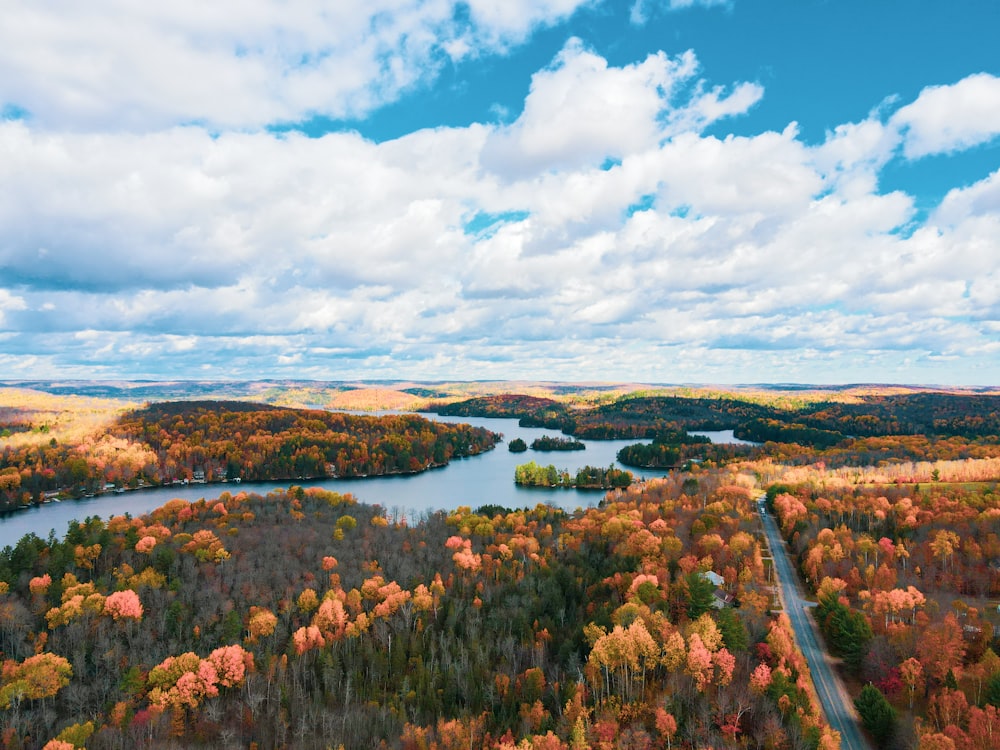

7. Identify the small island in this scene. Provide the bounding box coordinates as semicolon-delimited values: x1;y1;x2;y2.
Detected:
514;461;632;489
508;437;528;452
530;435;585;451
617;429;717;468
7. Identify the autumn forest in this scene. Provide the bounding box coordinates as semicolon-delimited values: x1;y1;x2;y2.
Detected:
2;382;1000;750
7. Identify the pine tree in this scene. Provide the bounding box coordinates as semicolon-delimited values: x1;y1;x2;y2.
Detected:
685;571;716;619
855;683;896;748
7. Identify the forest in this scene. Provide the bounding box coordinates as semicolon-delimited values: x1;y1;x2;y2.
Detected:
435;394;771;439
4;382;1000;749
0;475;840;750
433;392;1000;447
614;431;753;471
767;475;1000;750
0;401;498;512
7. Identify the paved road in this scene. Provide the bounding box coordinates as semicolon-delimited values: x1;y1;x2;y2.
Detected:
758;498;869;750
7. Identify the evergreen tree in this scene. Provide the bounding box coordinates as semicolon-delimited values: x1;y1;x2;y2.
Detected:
715;606;748;652
685;571;716;619
818;592;872;674
985;673;1000;708
855;683;896;748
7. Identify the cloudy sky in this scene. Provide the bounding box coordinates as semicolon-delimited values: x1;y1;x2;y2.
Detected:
1;0;999;385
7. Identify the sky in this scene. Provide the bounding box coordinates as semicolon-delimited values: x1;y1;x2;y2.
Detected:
1;0;999;386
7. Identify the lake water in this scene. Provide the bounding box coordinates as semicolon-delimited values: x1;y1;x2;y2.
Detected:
689;429;760;446
0;416;744;547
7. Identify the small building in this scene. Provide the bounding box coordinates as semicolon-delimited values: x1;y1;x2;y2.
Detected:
713;589;736;608
703;571;725;587
699;570;733;608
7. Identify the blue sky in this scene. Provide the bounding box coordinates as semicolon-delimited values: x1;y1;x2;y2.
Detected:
1;0;999;385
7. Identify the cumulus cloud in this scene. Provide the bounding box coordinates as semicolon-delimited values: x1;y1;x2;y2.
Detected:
0;122;492;294
481;40;760;178
932;167;1000;226
482;41;694;176
0;0;591;131
891;73;1000;159
1;30;998;383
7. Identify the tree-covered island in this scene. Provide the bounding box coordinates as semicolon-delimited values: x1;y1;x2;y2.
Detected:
514;461;632;489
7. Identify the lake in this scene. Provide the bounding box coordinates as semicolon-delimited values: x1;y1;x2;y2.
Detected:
0;415;746;547
689;429;759;446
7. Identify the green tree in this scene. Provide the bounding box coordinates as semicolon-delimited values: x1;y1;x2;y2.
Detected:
830;604;872;672
854;683;896;747
818;592;872;673
986;673;1000;707
715;606;748;652
685;571;716;620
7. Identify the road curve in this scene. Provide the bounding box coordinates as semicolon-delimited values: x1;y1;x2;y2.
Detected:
758;498;870;750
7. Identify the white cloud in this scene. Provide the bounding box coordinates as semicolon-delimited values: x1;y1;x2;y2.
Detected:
662;80;763;134
464;0;590;43
810;118;899;197
0;0;592;132
1;43;998;384
482;41;760;179
482;41;696;176
891;73;1000;159
0;290;27;326
655;125;821;216
932;167;1000;226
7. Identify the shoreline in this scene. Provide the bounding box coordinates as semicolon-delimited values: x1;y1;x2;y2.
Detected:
0;444;497;517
